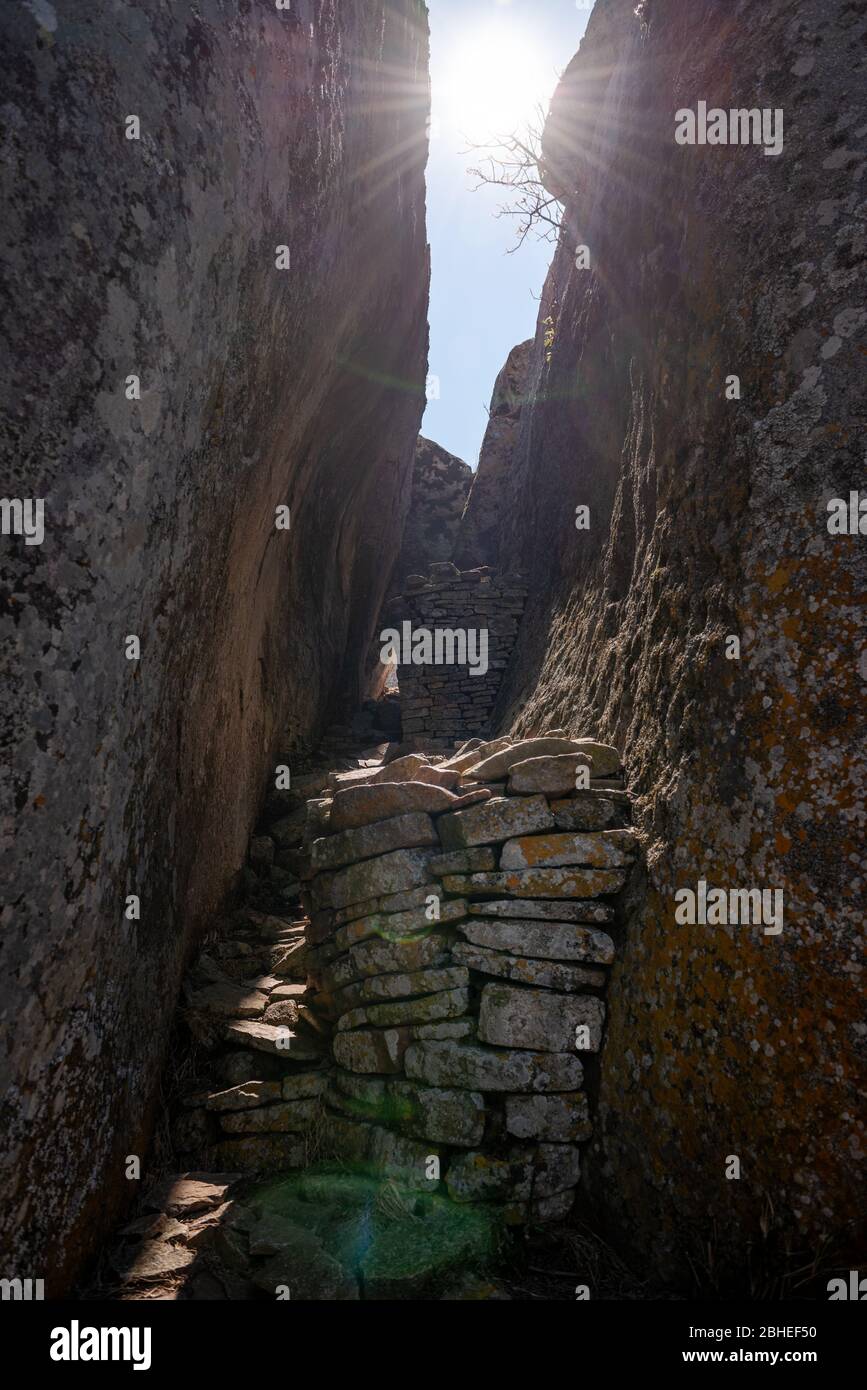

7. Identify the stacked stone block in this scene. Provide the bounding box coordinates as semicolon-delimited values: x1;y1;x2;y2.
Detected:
380;563;528;743
302;734;637;1221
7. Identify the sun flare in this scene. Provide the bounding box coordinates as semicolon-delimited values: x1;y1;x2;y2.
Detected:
439;21;555;143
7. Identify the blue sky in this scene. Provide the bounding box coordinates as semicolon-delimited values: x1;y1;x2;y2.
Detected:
422;0;591;468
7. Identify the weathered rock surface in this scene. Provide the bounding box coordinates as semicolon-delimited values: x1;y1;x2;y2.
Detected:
499;830;637;871
0;0;430;1288
507;754;592;796
467;898;614;924
332;1028;412;1076
459;919;615;965
314;848;436;910
453;341;534;570
386;436;473;596
336;986;470;1032
478;985;605;1053
330;782;489;832
438;795;554;849
549;796;624;832
333;898;466;953
309;812;438;873
491;0;865;1274
224;1021;322;1061
388;1081;486;1148
443;867;627;899
505;1093;592;1144
452;943;606;992
349;931;449;980
467;739;589;781
404;1042;584;1093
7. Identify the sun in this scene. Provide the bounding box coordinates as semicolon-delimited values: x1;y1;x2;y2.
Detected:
439;21;555;144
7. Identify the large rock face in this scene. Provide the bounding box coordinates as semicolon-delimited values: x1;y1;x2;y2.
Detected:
493;0;865;1275
389;436;473;594
453;340;532;570
0;0;429;1291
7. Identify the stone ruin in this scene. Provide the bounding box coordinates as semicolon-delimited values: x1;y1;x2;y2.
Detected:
380;563;529;746
111;730;639;1298
304;733;635;1219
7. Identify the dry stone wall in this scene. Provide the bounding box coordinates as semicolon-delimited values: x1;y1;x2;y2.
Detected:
300;734;637;1219
381;564;528;744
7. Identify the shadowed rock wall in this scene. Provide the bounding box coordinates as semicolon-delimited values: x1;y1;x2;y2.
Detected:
0;0;429;1292
453;340;533;571
389;436;473;595
492;0;865;1276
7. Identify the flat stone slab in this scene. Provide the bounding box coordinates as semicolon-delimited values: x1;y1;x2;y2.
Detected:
269;982;308;1001
332;1027;412;1074
437;795;554;849
329;782;489;832
282;1072;328;1101
505;1092;592;1143
336;985;470;1032
388;1081;486;1147
224;1020;322;1060
549;795;623;831
314;848;437;910
442;867;627;899
571;740;621;777
464;738;590;781
446;1149;533;1203
467;898;614;924
349;930;449;980
341;964;470;1006
478;984;605;1052
220;1100;319;1134
186;980;269;1020
428;847;496;875
412;1018;475;1041
459;918;615;964
507;754;591;797
333;884;432;926
404;1041;584;1092
310;812;437;873
142;1175;241;1217
367;753;431;783
333;897;466;954
499;829;637;871
452;942;606;991
442;736;513;773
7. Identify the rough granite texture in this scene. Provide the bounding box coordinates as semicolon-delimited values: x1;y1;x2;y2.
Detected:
0;0;429;1292
388;436;473;595
492;0;866;1275
453;340;533;570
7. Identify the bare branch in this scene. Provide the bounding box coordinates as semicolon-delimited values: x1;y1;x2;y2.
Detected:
463;110;564;253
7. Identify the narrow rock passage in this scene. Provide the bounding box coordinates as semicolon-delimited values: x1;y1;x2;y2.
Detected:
88;715;639;1301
